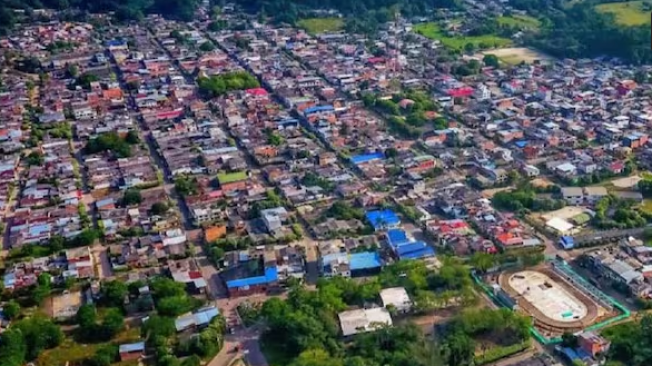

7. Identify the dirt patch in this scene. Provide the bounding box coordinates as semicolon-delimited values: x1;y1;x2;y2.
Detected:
482;186;512;199
610;175;641;189
48;291;83;319
541;206;588;221
531;177;555;188
480;47;554;64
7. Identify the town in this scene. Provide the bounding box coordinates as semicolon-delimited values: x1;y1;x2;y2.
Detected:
1;1;652;366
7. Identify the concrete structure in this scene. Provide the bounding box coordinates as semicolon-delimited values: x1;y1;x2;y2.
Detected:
508;270;588;323
338;307;393;337
379;287;411;313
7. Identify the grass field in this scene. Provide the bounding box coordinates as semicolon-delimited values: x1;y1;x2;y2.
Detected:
36;328;141;366
595;1;652;26
296;17;344;34
497;15;541;30
413;22;512;50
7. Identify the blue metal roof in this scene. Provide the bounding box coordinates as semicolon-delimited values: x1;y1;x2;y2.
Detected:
304;105;334;115
226;267;278;289
350;152;385;165
396;241;435;260
365;209;400;231
560;236;575;250
349;252;382;270
514;140;528;148
119;342;145;354
386;229;410;247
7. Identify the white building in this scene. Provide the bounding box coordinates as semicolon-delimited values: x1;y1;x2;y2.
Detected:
379;287;412;313
338;308;393;337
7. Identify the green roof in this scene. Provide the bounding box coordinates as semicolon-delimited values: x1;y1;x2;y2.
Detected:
217;171;247;184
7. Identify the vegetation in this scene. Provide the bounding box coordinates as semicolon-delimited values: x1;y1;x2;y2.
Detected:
197;72;259;98
0;315;63;366
413;22;511;51
150;277;203;317
440;308;531;366
175;175;200;197
496;14;541;30
297;17;344;34
259;279;446;366
602;315;652;366
85;131;138;158
595;1;652;26
492;183;565;213
594;195;646;229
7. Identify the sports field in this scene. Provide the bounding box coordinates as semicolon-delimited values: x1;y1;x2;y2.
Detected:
595;1;652;26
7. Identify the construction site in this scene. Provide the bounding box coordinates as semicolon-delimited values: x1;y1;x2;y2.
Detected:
477;258;630;344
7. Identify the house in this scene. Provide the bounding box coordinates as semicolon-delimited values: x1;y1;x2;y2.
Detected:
321;251;382;277
260;207;289;234
365;209;400;231
561;187;584;205
379;287;411;313
578;331;610;358
583;186;608;204
174;306;220;332
338;307;393;337
119;342;145;361
221;258;279;298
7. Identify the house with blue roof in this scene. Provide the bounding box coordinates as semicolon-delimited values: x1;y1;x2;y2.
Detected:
220;256;279;298
350;152;385;165
321;251;382;277
385;228;436;260
365;209;400;231
304;105;335;116
119;342;145;361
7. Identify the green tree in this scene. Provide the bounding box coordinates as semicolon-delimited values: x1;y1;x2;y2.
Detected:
3;300;20;320
122;188;142;206
483;54;500;68
100;281;128;308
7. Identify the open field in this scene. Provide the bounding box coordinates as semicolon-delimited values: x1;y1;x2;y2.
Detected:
541;206;587;222
640;199;652;214
413;22;512;50
481;47;554;64
36;328;141;366
595;1;652;26
296;18;344;34
497;15;541;30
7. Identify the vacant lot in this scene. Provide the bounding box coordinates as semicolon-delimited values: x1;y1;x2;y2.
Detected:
481;47;553;64
497;15;541;30
413;22;512;50
596;1;652;26
297;17;344;34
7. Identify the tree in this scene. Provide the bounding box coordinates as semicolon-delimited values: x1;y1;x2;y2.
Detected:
199;41;216;52
76;304;97;329
151;202;169;215
13;315;63;360
3;300;20;320
464;42;476;54
100;308;125;339
483;54;500;68
100;281;128;308
142;315;176;341
25;152;44;166
562;332;579;348
122;188;142;206
0;328;27;366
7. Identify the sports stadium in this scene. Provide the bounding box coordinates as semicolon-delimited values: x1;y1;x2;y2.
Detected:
479;259;630;343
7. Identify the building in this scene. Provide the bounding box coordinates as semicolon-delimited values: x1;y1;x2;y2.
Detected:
379;287;411;313
338;307;393;337
561;187;584;205
174;306;220;332
321;251;382;277
260;207;289;234
119;342;145;361
222;265;279;297
578;331;611;358
386;229;435;260
365;209;400;231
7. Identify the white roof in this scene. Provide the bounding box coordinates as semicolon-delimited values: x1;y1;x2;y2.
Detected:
546;217;574;234
338;307;393;336
379;287;411;310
